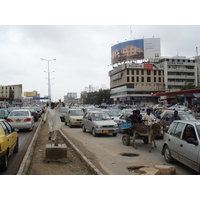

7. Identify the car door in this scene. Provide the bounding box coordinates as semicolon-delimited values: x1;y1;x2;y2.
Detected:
168;122;185;160
178;125;199;172
0;121;16;156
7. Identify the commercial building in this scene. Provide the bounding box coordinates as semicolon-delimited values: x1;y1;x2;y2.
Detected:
0;84;22;106
109;56;200;106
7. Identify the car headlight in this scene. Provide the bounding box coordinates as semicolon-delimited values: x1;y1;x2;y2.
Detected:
71;118;76;121
114;124;118;128
96;125;102;128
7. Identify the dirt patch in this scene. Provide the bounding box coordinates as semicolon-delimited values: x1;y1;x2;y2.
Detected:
27;123;94;175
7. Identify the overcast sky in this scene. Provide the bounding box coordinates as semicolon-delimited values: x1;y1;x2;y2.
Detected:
1;25;200;101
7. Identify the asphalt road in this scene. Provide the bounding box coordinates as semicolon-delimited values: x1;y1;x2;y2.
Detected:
0;120;40;175
61;123;198;175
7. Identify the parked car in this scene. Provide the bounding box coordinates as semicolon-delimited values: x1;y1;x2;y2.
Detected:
81;111;119;137
161;120;200;173
114;113;131;124
6;110;35;131
159;110;196;132
0;109;9;119
0;119;19;171
59;107;69;122
65;109;84;127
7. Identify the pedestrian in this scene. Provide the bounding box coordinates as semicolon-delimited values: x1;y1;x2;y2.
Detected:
44;99;62;146
170;110;181;123
142;108;155;126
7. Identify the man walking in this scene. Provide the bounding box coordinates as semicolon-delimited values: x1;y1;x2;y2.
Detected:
44;99;62;146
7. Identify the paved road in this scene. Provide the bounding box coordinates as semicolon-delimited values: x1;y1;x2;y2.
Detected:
0;121;40;175
61;124;198;175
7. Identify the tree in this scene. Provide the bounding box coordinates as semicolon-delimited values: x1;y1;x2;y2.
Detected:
8;87;14;104
83;89;113;105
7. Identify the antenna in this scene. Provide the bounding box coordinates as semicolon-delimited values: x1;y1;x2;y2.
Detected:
130;25;132;40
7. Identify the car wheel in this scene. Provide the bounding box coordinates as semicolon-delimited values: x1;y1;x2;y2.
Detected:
13;138;19;153
164;145;174;163
82;125;86;132
122;134;130;146
0;152;8;171
92;128;97;137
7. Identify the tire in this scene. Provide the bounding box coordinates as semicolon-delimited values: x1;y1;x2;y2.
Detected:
13;138;19;153
92;128;97;137
122;134;130;146
0;152;8;171
82;125;86;132
164;145;174;163
113;133;117;137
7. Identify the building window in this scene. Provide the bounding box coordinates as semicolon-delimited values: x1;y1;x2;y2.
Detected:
154;77;156;82
141;69;144;75
127;69;129;75
132;69;134;75
159;77;161;82
147;70;151;75
127;77;129;82
147;77;151;82
141;77;144;82
137;77;139;82
132;77;134;82
154;70;157;75
136;69;139;75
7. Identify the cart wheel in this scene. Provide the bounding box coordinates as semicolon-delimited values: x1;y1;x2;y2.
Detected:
143;137;148;144
122;134;130;146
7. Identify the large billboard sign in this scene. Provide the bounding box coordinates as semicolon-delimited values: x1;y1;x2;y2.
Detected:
111;38;160;64
24;91;37;97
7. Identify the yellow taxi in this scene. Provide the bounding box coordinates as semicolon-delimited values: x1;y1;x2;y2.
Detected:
0;119;19;171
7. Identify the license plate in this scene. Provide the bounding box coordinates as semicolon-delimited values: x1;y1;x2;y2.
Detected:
103;130;109;133
16;119;21;122
75;122;81;125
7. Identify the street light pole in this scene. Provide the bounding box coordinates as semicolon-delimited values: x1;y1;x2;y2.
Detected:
41;58;56;103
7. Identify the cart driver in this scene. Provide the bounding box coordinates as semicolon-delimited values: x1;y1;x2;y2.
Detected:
142;108;155;126
127;110;141;124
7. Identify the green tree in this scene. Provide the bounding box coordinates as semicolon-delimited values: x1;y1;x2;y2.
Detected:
8;87;14;104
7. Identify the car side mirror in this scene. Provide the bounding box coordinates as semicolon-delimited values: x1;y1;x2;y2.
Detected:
187;138;198;146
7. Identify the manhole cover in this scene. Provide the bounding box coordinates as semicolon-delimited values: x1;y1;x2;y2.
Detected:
120;153;140;157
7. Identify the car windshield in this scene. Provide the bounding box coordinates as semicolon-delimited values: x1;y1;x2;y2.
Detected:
104;110;119;116
70;110;84;116
179;114;196;120
60;108;68;113
92;113;111;121
0;110;5;115
10;111;29;116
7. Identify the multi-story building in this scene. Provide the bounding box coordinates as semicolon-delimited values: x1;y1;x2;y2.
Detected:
109;61;165;105
0;84;22;105
109;56;200;106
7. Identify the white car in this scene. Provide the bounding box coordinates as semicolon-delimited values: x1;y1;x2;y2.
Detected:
6;110;35;131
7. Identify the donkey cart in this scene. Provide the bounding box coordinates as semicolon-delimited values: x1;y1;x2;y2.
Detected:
119;121;148;146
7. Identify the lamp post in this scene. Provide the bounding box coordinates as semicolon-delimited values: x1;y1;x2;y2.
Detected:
41;58;56;103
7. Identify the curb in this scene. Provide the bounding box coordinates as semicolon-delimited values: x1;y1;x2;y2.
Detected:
17;118;43;175
59;129;104;175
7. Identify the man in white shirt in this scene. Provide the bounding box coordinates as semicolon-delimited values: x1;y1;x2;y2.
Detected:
142;108;155;126
44;99;62;146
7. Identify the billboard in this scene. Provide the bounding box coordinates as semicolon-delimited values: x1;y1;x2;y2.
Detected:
111;38;160;64
24;91;37;97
